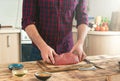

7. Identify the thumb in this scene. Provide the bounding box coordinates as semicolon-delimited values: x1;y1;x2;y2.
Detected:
70;47;75;53
52;50;58;56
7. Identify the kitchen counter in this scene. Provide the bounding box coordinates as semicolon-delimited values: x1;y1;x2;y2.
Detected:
88;31;120;35
84;31;120;56
0;28;20;33
1;55;120;81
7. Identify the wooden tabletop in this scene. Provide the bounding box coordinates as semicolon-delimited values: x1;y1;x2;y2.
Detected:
1;54;120;81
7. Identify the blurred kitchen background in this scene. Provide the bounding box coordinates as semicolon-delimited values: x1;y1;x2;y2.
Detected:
0;0;120;64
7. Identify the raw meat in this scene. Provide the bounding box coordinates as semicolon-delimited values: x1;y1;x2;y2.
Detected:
54;52;80;65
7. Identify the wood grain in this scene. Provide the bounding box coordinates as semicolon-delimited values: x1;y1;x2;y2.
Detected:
1;55;120;81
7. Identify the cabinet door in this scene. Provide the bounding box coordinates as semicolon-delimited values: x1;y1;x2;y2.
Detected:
85;35;120;56
0;33;20;64
72;32;77;44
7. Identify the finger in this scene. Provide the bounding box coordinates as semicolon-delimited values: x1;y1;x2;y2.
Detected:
73;51;78;55
81;52;87;61
46;58;51;64
78;55;82;62
48;53;55;64
43;55;51;64
52;50;58;56
70;47;75;53
78;52;83;62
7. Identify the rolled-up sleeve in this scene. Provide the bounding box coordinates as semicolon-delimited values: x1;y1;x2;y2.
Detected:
75;0;88;27
22;0;38;30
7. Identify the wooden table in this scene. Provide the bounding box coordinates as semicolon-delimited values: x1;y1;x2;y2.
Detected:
1;55;120;81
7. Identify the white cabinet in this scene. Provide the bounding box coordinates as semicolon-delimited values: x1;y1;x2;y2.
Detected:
72;30;120;56
72;27;77;44
0;28;20;64
84;31;120;56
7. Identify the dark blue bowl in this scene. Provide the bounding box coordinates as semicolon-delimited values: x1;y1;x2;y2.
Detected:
34;72;52;81
8;64;24;70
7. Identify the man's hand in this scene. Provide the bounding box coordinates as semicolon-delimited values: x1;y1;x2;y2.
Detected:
71;24;89;61
70;42;86;62
24;24;58;64
40;45;58;64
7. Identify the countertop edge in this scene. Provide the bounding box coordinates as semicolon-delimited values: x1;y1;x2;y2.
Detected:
0;28;21;33
72;27;120;35
88;31;120;35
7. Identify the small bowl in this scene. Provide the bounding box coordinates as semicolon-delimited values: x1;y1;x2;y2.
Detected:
12;69;28;77
34;72;52;81
8;63;24;70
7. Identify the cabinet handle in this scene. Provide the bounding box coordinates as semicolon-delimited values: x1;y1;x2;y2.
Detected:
7;35;10;47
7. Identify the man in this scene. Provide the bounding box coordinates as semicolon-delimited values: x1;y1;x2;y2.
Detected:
22;0;90;64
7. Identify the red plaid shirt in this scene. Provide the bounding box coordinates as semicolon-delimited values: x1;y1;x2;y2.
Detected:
22;0;88;54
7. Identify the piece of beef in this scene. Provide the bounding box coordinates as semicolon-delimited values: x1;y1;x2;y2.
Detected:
54;52;80;65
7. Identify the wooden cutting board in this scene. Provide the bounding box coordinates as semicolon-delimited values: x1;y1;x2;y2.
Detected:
37;60;95;72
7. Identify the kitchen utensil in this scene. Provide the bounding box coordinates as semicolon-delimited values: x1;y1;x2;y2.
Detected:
78;66;96;71
110;11;120;31
84;59;104;69
118;61;120;70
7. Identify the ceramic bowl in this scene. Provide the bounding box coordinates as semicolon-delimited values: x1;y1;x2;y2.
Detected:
8;63;24;70
34;72;52;81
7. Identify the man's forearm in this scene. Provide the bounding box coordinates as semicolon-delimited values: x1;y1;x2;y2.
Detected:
25;24;47;50
77;24;90;45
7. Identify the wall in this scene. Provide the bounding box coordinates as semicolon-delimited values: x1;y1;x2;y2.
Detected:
0;0;22;28
88;0;120;19
0;0;120;28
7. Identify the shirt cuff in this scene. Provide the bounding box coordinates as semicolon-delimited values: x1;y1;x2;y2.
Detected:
76;16;88;28
22;18;35;30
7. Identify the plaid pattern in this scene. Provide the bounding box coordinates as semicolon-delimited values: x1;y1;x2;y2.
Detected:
22;0;88;54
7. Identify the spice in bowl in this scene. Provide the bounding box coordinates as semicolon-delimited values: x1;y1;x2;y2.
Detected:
34;72;52;81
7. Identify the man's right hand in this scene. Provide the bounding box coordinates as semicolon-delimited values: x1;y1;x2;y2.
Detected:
24;24;57;64
40;45;58;64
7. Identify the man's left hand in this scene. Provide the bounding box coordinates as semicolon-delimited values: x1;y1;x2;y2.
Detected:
70;42;86;62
